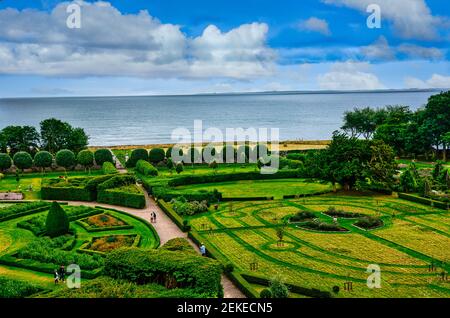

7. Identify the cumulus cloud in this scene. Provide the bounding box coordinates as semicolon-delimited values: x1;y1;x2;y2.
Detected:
0;1;275;79
297;17;331;36
398;44;444;60
361;36;395;61
405;74;450;88
317;61;385;90
322;0;440;40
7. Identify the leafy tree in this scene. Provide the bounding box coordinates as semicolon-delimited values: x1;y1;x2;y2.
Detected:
0;153;12;172
175;162;184;174
269;277;289;298
365;139;396;188
432;161;444;180
77;150;94;171
94;149;113;166
45;201;70;237
13;151;33;172
148;148;165;164
166;158;174;173
275;227;285;244
40;118;88;154
0;132;6;153
56;149;76;171
400;169;417;193
126;148;148;168
341;107;378;139
1;125;40;155
66;127;89;154
34;151;53;173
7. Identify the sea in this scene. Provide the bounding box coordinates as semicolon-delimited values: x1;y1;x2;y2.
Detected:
0;91;439;146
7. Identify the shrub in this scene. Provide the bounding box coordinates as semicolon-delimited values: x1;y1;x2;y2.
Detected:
77;150;94;168
0;153;12;172
104;247;223;297
148;148;165;164
160;238;196;254
102;161;118;175
0;277;41;298
170;199;209;216
223;263;234;274
55;149;76;170
13;151;33;171
136;160;158;176
0;201;50;222
97;174;136;190
97;186;146;209
237;145;251;163
175;162;184;174
260;289;272;299
332;285;340;294
34;151;53;171
290;211;316;222
286;153;305;161
94;149;113;166
302;220;347;232
126;148;148;168
45;201;70;237
202;146;218;163
166;147;183;159
324;207;363;218
41;177;95;202
354;216;383;229
269;277;289;298
166;158;174;171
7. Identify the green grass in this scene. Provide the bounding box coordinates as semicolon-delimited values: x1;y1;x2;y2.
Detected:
175;179;333;199
396;159;449;170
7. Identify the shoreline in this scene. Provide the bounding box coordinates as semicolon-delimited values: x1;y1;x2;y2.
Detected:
89;140;331;151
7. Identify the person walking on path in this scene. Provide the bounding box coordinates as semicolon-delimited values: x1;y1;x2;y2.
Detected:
54;269;59;284
200;243;206;257
59;265;66;283
152;211;157;223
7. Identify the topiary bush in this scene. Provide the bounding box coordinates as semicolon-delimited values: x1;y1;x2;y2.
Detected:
166;147;183;160
13;151;33;171
126;148;148;168
77;150;94;169
55;149;76;170
175;162;184;174
34;151;53;172
260;289;272;299
148;148;165;164
102;161;118;174
94;149;113;166
269;277;289;298
0;153;12;172
136;160;158;176
45;201;70;237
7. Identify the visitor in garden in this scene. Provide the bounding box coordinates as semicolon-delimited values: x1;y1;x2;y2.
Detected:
153;211;157;223
54;269;59;284
200;243;206;257
59;265;66;283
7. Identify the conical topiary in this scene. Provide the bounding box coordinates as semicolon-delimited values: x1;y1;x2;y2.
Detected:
45;201;70;237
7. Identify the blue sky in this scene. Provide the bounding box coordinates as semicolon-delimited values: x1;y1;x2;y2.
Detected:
0;0;449;97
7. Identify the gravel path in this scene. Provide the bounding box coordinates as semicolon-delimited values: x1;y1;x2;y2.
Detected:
63;189;245;298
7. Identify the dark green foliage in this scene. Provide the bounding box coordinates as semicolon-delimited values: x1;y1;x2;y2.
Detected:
301;220;348;232
45;201;70;237
0;277;41;298
77;150;94;168
171;198;209;216
102;162;118;175
166;147;183;160
160;238;196;254
0;125;40;155
104;247;223;297
0;201;50;222
354;216;383;230
400;169;417;193
148;148;165;164
136;160;158;176
290;211;316;222
333;286;340;294
55;149;76;169
237;145;251;163
13;151;33;171
269;277;289;298
260;289;272;299
41;177;95;202
0;153;12;171
40;118;88;154
97;186;146;209
324;207;363;218
34;151;53;171
175;162;184;174
126;148;148;168
286;153;305;161
94;149;113;166
202;146;218;163
97;174;136;190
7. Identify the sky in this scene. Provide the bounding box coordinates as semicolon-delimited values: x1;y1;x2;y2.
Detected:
0;0;449;97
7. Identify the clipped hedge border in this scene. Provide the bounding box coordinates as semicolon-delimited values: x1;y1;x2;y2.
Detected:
152;186;221;203
97;188;146;209
283;190;334;199
398;193;449;210
41;186;95;202
221;196;274;202
75;216;134;233
77;234;141;256
0;205;51;222
95;206;160;248
0;254;103;279
157;200;187;232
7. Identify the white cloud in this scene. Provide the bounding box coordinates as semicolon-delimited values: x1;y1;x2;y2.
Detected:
0;1;275;79
361;36;395;61
322;0;439;40
398;44;444;60
297;17;331;36
405;74;450;88
317;61;385;90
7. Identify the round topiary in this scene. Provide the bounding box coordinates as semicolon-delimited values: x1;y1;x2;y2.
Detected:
260;289;272;299
332;285;340;294
94;149;113;166
175;162;184;174
0;153;12;172
34;151;53;171
13;151;33;171
223;263;234;274
166;147;183;160
45;201;70;237
148;148;165;164
55;149;76;170
126;148;148;168
77;149;94;168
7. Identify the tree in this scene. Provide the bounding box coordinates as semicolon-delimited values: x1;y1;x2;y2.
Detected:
275;226;285;245
0;153;12;172
13;151;33;172
0;132;6;153
126;148;148;168
365;139;396;188
77;150;94;171
149;148;165;164
166;147;183;161
34;151;53;173
166;158;174;174
175;162;184;174
341;107;378;139
56;149;76;172
40;118;88;154
1;125;40;155
432;161;444;180
400;169;417;193
94;149;113;166
45;201;70;237
66;127;89;154
269;277;289;298
237;145;251;163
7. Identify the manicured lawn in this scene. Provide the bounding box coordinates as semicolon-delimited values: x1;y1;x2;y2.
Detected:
175;193;450;298
175;179;334;199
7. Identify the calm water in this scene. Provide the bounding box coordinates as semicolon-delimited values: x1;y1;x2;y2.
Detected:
0;91;436;146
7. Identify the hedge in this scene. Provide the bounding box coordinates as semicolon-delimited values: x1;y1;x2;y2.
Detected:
136;160;158;177
97;174;136;191
41;186;94;202
398;193;449;210
102;162;118;175
97;187;146;209
126;148;148;168
104;247;223;297
282;189;334;199
157;200;187;232
0;202;51;222
241;273;332;298
152;186;221;203
221;196;274;202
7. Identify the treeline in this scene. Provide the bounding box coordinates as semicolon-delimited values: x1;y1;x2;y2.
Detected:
341;91;450;160
0;118;89;155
